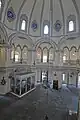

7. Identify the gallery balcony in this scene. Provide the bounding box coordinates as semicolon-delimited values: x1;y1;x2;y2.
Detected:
63;59;80;67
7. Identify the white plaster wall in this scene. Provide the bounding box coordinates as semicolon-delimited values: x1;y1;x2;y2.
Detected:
52;0;63;36
61;0;79;33
69;72;77;86
4;0;23;30
59;37;80;50
29;0;43;36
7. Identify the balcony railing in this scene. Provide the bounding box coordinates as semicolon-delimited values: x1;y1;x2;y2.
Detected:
63;59;80;65
36;59;54;64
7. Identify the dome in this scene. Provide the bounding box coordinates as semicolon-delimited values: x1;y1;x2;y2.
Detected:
2;0;80;37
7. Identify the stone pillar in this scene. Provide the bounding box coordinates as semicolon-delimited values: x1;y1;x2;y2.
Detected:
5;47;12;66
67;72;69;86
59;50;64;66
20;79;21;96
32;48;36;65
27;50;31;65
76;72;78;88
55;50;59;65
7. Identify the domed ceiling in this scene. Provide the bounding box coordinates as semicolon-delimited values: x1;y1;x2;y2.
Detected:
2;0;80;37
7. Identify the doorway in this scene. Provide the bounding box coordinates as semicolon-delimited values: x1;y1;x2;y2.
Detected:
41;71;48;84
62;73;67;85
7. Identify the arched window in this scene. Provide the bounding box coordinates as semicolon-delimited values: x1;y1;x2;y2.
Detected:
22;46;28;62
0;1;1;8
69;21;74;32
21;20;26;31
36;47;42;63
11;51;14;60
67;15;76;33
43;21;50;35
15;52;19;62
44;25;49;34
0;0;5;20
15;46;21;62
11;44;15;60
62;73;66;81
70;47;77;60
49;48;54;62
19;14;28;32
63;47;69;63
43;48;48;63
63;55;67;63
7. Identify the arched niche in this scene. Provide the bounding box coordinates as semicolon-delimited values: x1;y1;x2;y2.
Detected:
70;46;77;60
49;47;54;62
67;15;76;33
36;47;42;63
63;47;69;62
19;14;28;32
15;45;21;62
62;72;67;84
11;44;15;60
43;48;48;63
22;46;28;62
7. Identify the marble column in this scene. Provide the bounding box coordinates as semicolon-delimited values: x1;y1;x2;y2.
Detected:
59;50;64;66
31;48;36;65
67;72;69;86
55;50;60;65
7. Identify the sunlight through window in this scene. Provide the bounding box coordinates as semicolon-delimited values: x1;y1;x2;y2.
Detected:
69;21;74;32
43;56;47;63
21;20;26;31
15;55;19;62
11;51;14;59
44;25;49;34
63;55;66;63
63;74;65;81
0;1;1;8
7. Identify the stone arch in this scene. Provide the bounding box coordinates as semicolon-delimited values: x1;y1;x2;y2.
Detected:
22;45;28;62
67;15;76;32
0;22;8;43
63;46;70;62
36;47;42;62
34;38;58;50
8;32;33;47
49;47;55;61
15;44;21;62
70;46;77;60
19;14;28;32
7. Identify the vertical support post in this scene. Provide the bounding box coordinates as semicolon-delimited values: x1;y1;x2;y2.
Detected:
26;78;27;92
14;77;16;93
67;72;69;87
20;79;21;96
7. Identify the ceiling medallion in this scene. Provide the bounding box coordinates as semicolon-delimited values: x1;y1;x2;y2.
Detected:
31;20;38;32
54;20;62;32
7;7;16;22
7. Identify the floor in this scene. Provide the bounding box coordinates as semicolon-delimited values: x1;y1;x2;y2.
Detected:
0;85;79;120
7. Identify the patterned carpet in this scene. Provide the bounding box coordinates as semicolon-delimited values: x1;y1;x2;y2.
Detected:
0;85;78;120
